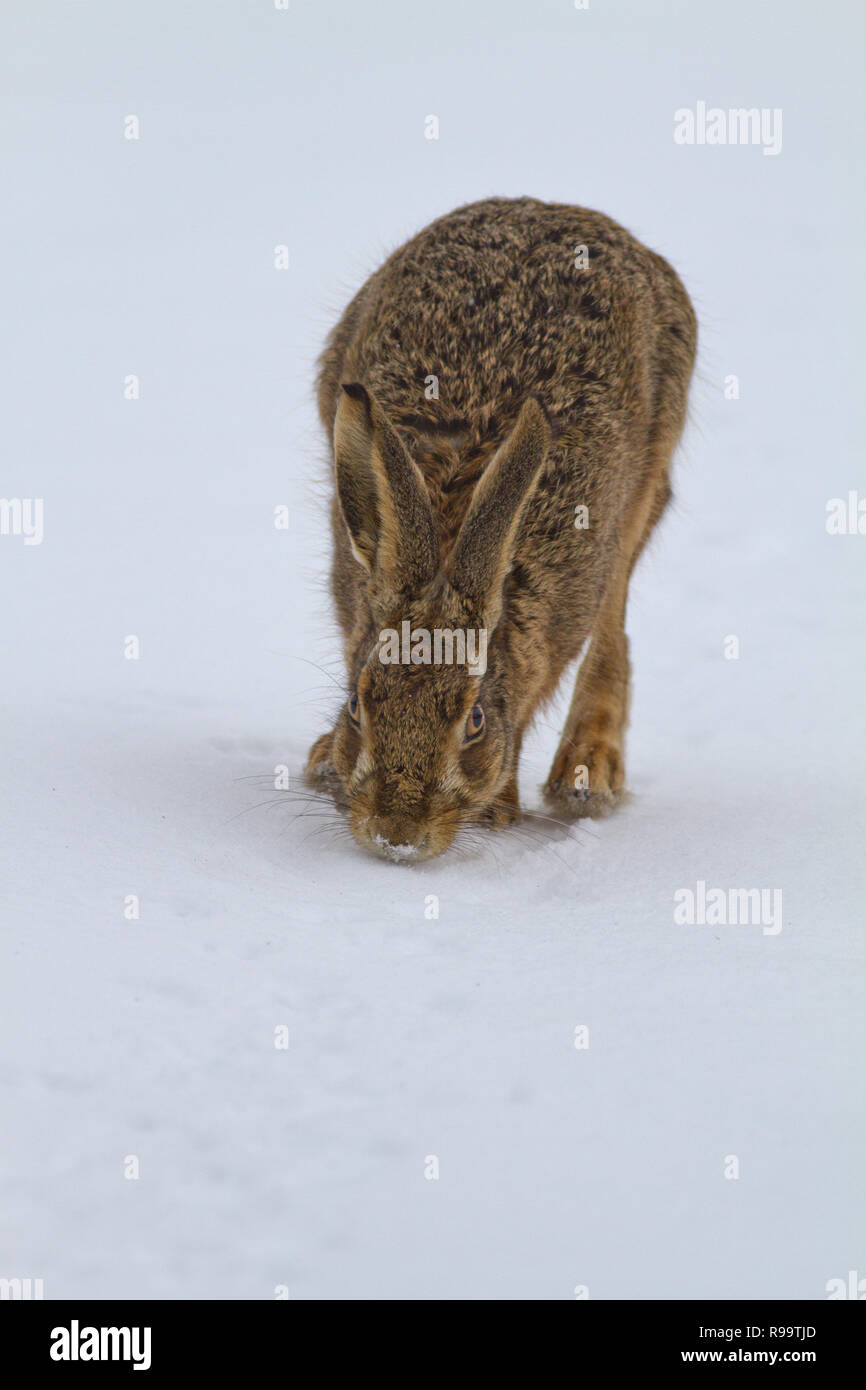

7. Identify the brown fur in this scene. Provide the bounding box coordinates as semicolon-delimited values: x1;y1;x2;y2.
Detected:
304;197;697;861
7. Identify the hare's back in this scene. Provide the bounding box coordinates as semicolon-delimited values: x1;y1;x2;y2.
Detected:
340;198;691;429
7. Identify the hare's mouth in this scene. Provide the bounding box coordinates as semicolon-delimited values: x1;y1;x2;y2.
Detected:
372;834;424;864
349;808;459;863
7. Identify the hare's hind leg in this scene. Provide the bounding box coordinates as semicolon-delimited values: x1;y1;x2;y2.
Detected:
543;475;672;818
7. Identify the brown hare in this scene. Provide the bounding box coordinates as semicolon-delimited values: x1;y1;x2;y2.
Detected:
305;197;696;861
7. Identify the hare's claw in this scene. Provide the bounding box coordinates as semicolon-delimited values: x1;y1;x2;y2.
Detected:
543;741;624;820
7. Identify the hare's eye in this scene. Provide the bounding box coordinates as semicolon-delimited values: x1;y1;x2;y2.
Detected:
347;692;361;728
465;703;485;741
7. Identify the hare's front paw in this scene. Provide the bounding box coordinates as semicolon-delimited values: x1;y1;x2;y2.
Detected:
543;741;625;819
304;731;336;787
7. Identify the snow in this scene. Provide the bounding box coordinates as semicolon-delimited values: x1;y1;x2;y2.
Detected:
373;836;422;864
1;0;863;1299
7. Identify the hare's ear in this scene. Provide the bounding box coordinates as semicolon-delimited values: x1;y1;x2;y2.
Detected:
445;397;551;627
333;384;379;574
334;383;439;602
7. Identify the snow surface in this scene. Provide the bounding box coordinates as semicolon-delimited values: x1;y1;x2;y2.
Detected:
1;0;864;1299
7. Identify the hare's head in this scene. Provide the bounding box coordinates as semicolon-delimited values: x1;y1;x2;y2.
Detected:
309;383;550;862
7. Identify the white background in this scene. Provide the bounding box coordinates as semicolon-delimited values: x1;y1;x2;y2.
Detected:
1;0;863;1298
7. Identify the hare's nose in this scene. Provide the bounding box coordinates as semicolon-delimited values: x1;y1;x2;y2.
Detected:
373;837;421;863
368;817;428;862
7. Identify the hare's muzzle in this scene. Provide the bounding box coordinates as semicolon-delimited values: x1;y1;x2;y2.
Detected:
357;812;429;863
350;808;458;863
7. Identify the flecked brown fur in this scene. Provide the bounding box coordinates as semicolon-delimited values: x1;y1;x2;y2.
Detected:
305;197;697;861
